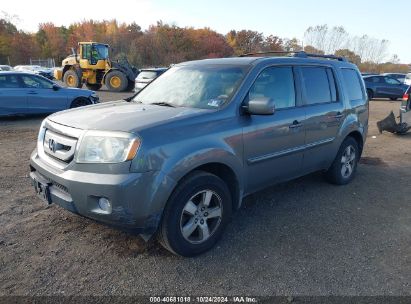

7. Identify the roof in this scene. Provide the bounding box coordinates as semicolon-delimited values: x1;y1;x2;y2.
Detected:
0;71;40;76
178;56;356;68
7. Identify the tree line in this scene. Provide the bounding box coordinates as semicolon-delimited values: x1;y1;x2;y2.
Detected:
0;15;409;73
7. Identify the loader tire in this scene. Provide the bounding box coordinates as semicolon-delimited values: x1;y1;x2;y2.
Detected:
105;71;128;92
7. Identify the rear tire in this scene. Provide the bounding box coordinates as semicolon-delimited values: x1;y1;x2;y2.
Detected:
367;89;374;100
158;171;232;257
86;83;102;91
105;70;128;92
390;97;398;101
70;97;91;108
325;137;359;185
63;69;82;88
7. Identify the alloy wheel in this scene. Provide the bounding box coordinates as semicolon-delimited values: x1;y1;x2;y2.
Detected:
180;190;223;244
341;145;356;178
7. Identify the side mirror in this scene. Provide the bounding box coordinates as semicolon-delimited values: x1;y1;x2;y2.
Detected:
245;97;275;115
52;84;60;91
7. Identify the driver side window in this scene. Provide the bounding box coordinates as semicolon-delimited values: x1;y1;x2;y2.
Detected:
249;66;296;109
21;75;53;89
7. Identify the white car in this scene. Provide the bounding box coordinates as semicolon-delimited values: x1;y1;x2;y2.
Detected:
405;73;411;86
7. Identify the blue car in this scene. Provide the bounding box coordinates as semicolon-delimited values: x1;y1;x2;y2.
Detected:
363;75;409;101
0;71;99;117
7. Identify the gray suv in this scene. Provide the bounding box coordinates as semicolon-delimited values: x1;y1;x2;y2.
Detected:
30;52;368;256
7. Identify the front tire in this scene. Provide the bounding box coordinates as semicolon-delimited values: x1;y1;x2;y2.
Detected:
325;137;359;185
70;97;91;108
105;70;128;92
158;171;232;257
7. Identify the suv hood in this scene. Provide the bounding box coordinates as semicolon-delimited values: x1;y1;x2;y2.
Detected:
48;101;209;132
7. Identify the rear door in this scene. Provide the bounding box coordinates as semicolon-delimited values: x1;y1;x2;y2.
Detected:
299;65;345;173
21;75;68;113
0;74;27;115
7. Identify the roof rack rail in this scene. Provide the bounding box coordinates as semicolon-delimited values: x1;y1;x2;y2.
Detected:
239;51;347;62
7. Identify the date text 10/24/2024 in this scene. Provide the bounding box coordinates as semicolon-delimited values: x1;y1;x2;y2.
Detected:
149;296;258;303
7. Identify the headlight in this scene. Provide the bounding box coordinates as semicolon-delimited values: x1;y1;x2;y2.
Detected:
90;92;99;103
76;131;141;163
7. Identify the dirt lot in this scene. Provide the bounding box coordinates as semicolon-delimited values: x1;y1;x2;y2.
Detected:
0;92;410;296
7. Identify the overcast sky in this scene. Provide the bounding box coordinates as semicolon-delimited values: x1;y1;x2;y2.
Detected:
2;0;411;63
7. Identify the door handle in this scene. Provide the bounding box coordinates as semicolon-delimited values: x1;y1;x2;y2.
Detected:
289;120;302;129
27;91;38;95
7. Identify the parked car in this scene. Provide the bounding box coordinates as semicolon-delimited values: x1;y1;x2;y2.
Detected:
134;67;168;92
405;73;411;86
0;71;99;116
381;73;407;83
400;86;411;127
30;53;368;256
376;88;411;134
14;65;54;80
363;75;408;100
0;65;12;71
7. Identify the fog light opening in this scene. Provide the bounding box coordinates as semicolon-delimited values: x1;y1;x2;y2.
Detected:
98;197;112;213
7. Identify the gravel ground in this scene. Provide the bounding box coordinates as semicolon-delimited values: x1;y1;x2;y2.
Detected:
0;93;410;296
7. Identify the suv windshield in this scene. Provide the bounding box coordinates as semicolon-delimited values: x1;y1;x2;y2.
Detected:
134;65;248;109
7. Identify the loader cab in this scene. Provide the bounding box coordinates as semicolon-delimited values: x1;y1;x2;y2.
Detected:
79;42;109;69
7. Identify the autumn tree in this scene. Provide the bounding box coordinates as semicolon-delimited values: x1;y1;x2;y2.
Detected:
334;49;361;65
226;30;264;55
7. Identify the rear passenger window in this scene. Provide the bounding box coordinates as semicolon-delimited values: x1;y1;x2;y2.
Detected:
341;69;364;101
301;67;337;105
0;75;20;88
249;67;296;109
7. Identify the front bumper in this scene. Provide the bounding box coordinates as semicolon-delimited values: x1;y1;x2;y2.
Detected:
29;149;172;235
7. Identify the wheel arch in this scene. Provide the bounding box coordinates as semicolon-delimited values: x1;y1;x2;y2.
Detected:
345;130;364;156
69;96;91;108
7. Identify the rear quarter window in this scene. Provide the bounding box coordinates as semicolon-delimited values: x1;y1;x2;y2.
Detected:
341;69;364;101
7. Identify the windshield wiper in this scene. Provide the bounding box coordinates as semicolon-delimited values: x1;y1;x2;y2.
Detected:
150;102;177;108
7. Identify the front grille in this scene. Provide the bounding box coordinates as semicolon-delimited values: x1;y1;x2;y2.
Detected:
43;129;77;164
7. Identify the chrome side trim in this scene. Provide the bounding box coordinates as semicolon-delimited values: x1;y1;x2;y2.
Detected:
247;137;335;164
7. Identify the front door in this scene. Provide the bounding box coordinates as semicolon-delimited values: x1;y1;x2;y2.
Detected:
382;76;406;98
20;74;68;113
242;66;306;192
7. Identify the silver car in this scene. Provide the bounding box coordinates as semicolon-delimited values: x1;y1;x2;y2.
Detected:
134;68;168;93
30;53;368;256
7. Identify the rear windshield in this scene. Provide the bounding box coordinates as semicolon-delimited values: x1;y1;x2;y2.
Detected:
406;74;411;80
136;71;159;81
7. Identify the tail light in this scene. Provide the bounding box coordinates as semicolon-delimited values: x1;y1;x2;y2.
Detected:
403;93;409;101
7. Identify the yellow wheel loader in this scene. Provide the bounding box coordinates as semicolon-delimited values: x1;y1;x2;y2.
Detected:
54;42;138;92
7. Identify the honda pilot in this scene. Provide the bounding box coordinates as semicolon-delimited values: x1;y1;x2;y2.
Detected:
30;52;368;256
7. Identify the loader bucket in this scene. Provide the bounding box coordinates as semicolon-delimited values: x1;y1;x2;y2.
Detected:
377;111;410;135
